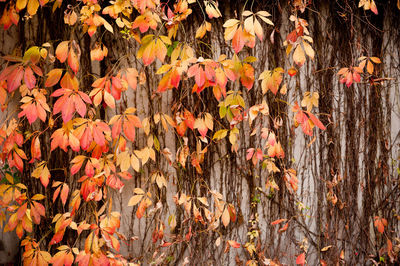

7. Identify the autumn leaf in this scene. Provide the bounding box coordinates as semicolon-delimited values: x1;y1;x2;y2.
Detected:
31;161;51;187
51;84;92;123
359;0;378;14
271;218;287;225
45;69;63;87
296;253;305;265
374;216;387;234
205;0;221;19
301;91;319;112
196;21;211;39
259;67;284;95
56;41;69;63
18;89;50;124
227;240;240;248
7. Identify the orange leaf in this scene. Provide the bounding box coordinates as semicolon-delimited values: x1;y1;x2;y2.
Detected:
278;222;289;233
45;69;63;87
271;218;287;225
68;49;79;74
56;41;69;63
227;240;240;248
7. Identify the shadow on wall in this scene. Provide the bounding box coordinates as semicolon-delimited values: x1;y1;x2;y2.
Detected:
0;231;19;265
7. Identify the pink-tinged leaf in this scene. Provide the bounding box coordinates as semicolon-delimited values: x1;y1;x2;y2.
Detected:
30;136;41;163
195;67;205;88
187;64;199;78
92;127;105;147
78;91;92;104
306;111;326;130
8;66;24;92
56;41;69;63
370;1;378;14
73;95;87;118
24;66;36;89
60;184;69;206
53;186;61;203
126;68;138;90
246;148;254;161
62;98;74;122
194;118;208;138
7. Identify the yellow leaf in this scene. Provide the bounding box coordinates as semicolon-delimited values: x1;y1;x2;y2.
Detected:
159;35;171;45
196;23;207;39
155;173;167;189
27;0;39;16
369;57;381;64
117;151;131;172
293;45;306;66
128;194;143;206
222;19;240;28
204;113;213;130
302;40;315;60
254;18;263;40
5;173;13;184
133;188;145;194
142;117;150;135
16;0;28;11
367;60;374;74
197;197;209;206
244;16;254;35
130;154;140;172
101;17;114;33
301;91;319;112
222;207;230;227
242;10;253;16
321;245;332;252
213;129;228;140
31;194;46;201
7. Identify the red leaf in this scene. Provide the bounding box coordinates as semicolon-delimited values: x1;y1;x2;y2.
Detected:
296;253;305;265
306;111;326;130
24;66;36;89
184;110;195;130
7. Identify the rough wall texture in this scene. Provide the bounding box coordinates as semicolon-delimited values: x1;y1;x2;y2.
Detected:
0;0;399;265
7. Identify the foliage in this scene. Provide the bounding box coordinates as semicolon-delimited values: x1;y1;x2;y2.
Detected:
0;0;395;265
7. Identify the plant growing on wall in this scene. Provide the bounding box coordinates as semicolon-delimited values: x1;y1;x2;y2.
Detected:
0;0;396;265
